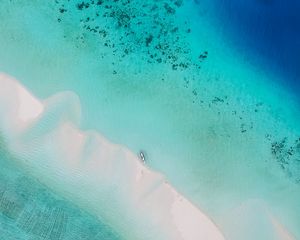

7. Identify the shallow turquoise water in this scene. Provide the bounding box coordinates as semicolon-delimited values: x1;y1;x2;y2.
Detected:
0;0;300;239
0;139;122;240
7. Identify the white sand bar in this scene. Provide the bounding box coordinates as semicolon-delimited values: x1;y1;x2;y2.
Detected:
0;73;225;240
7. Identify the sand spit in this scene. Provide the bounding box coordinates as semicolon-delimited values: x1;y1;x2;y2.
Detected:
0;73;225;240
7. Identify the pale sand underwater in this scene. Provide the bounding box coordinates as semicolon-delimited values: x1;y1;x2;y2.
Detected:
0;72;298;240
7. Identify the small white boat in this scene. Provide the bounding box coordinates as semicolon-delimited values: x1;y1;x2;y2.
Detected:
139;151;146;164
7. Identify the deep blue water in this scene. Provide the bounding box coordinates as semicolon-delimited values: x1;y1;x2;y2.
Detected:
214;0;300;99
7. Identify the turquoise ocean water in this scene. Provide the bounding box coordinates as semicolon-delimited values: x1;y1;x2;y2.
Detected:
0;0;299;239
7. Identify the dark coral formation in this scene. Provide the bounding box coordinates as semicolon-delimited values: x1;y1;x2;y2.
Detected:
269;136;300;183
54;0;208;73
